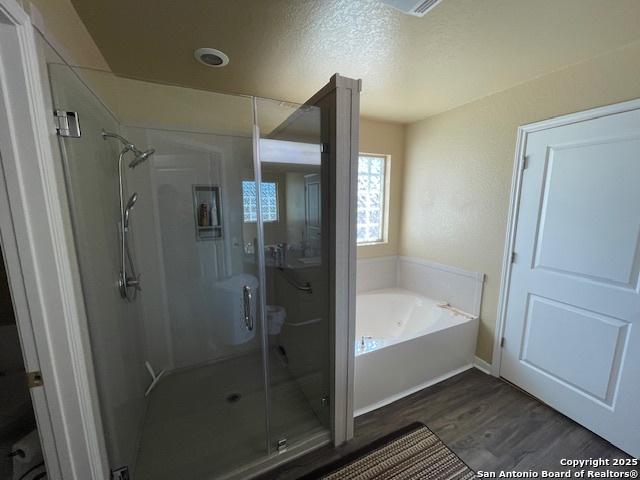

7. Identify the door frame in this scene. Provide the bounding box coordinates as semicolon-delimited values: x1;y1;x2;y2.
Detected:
492;97;640;377
0;0;109;478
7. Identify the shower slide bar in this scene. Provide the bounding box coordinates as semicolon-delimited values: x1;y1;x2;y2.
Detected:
101;130;155;301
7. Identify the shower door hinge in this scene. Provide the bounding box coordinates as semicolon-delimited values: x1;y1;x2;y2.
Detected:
321;143;329;154
54;110;81;138
521;155;530;171
276;438;288;454
27;370;43;389
500;337;505;348
511;252;518;264
111;466;130;480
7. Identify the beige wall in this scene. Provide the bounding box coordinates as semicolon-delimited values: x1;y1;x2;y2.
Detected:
36;0;640;366
358;118;406;258
26;0;407;257
28;0;256;138
401;39;640;363
28;0;110;71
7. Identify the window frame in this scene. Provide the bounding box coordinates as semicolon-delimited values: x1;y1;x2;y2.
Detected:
356;153;390;246
242;179;280;223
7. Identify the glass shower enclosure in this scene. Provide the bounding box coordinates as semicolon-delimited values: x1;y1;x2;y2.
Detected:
40;30;358;480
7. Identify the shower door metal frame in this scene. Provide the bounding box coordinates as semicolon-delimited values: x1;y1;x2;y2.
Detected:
305;74;361;445
0;1;109;479
251;96;273;455
252;74;361;450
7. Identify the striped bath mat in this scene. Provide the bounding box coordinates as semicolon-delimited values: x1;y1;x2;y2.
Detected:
300;423;476;479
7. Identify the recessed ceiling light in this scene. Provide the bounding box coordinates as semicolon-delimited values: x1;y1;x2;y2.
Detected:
194;48;229;68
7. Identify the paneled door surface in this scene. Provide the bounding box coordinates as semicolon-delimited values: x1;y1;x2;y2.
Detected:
501;107;640;457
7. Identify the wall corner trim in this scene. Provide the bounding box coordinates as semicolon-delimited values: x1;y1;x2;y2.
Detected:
0;0;110;477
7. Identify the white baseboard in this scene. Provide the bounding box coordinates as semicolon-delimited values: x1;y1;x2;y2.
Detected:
473;356;492;374
354;364;473;417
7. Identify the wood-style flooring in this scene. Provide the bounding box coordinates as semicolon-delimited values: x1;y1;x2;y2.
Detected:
257;368;636;479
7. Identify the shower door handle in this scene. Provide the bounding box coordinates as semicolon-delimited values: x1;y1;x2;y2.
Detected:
243;285;253;331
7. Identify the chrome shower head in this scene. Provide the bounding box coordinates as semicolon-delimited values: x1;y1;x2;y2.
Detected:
124;192;138;230
129;148;155;169
102;131;154;168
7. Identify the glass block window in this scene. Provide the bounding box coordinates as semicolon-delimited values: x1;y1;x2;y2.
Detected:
242;180;278;223
357;155;387;244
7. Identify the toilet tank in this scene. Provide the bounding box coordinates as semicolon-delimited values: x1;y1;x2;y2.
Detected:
212;273;258;345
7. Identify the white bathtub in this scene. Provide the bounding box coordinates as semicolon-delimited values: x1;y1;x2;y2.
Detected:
354;288;479;415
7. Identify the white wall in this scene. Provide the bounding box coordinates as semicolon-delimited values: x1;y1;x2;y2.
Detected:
355;256;398;294
124;126;261;371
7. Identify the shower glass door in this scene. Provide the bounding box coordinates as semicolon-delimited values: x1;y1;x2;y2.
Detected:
46;60;150;473
253;98;331;452
45;44;270;480
124;121;270;480
43;25;338;479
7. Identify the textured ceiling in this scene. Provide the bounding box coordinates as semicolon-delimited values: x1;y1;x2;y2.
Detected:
70;0;640;123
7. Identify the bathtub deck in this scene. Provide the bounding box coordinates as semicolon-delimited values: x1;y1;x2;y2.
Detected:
257;368;633;479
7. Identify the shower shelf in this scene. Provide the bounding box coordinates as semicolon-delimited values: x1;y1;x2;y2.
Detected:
193;185;223;241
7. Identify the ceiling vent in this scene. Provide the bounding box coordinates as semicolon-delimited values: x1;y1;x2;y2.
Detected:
381;0;443;17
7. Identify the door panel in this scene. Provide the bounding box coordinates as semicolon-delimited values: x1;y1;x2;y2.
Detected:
501;108;640;457
533;138;640;286
521;294;628;404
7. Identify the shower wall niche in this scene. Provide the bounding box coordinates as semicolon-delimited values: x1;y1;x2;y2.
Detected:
193;185;223;241
40;27;359;480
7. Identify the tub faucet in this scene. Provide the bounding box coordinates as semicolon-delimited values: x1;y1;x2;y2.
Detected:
276;242;287;267
360;335;373;349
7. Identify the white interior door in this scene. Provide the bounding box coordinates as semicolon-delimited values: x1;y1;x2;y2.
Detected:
501;107;640;457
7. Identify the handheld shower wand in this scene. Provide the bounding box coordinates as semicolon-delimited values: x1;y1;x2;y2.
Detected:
124;193;138;231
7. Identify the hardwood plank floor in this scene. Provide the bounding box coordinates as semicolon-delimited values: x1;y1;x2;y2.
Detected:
257;368;636;479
